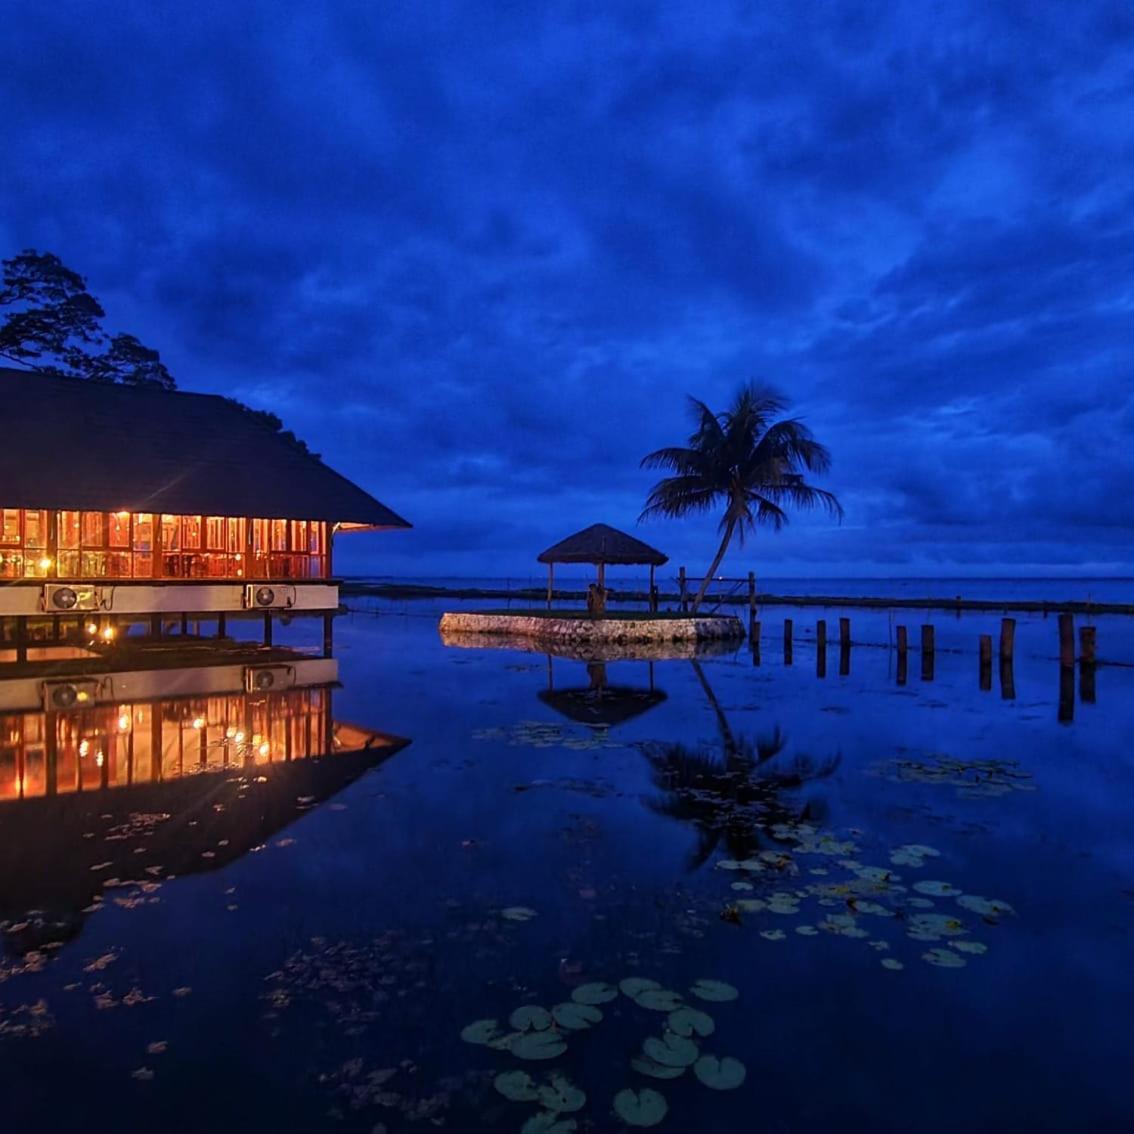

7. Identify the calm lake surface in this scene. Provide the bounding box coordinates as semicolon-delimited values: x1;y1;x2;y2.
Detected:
1;603;1132;1132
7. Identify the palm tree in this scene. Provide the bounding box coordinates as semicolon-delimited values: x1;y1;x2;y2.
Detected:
640;383;842;612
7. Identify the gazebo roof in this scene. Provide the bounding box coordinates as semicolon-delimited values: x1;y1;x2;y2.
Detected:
537;523;667;566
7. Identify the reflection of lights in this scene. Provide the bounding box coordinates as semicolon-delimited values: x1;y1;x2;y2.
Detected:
225;726;236;739
86;622;98;635
76;690;90;703
100;626;116;641
252;733;262;745
79;739;90;757
117;713;130;732
95;751;105;768
258;742;270;757
234;731;245;744
192;717;205;730
38;556;52;570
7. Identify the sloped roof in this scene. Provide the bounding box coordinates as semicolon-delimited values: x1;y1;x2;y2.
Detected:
0;368;409;527
537;523;667;566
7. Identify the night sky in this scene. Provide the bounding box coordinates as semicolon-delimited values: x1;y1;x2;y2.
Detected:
4;3;1133;579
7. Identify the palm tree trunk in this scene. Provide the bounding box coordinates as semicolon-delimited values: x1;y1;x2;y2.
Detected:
691;517;736;613
690;659;738;759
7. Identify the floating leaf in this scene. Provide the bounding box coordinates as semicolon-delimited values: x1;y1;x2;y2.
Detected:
538;1073;586;1113
613;1088;668;1127
730;881;754;892
631;1056;685;1080
689;979;737;1003
511;1031;568;1060
461;1018;504;1045
715;860;742;871
735;899;765;912
693;1055;746;1090
510;1005;552;1032
952;940;988;955
912;881;961;897
502;906;539;922
759;929;785;941
880;958;904;971
494;1070;540;1101
642;1031;699;1068
795;925;819;936
619;977;660;999
552;1002;602;1030
667;1007;714;1038
634;988;683;1012
922;947;966;968
521;1112;577;1134
571;982;617;1005
956;894;1014;918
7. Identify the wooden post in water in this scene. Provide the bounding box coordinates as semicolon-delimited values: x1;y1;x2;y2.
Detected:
216;612;227;639
920;624;935;682
679;566;688;613
751;621;761;666
546;563;553;611
999;654;1015;700
816;619;827;678
1058;664;1075;723
323;612;334;657
649;564;657;613
783;618;793;665
999;618;1015;662
263;611;273;648
979;634;992;691
1079;625;1096;665
838;617;850;676
747;571;756;637
1079;625;1097;704
895;625;908;686
1058;612;1074;668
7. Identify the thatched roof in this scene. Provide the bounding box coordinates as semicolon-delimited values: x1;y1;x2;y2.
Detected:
0;367;409;528
538;685;667;727
537;523;667;566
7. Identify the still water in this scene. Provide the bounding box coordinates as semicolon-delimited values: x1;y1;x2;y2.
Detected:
1;607;1131;1132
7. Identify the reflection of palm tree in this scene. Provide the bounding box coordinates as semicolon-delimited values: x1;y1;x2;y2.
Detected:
641;662;839;867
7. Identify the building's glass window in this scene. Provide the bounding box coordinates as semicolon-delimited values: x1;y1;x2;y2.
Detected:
133;513;154;578
2;509;20;545
109;512;131;548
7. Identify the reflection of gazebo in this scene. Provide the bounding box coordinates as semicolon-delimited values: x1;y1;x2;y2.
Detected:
537;523;668;611
539;660;666;728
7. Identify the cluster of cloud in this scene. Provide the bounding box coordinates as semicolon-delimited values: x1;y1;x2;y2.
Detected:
4;1;1133;577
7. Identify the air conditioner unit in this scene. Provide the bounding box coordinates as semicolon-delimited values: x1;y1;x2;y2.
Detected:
244;664;296;693
41;679;102;711
243;584;296;610
43;583;102;612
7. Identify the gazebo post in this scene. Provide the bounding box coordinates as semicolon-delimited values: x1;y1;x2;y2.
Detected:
649;563;656;612
547;562;554;611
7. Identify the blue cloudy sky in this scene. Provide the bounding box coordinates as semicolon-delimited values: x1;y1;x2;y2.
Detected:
3;1;1133;578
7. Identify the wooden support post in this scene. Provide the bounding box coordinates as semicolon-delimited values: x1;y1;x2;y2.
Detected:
679;566;688;613
15;617;26;665
150;613;162;639
816;619;827;678
180;612;189;636
547;563;553;611
783;618;793;665
323;611;334;657
999;617;1015;661
263;611;273;647
999;655;1015;701
1058;665;1075;724
216;612;227;639
1079;625;1096;665
896;624;908;656
920;624;935;682
1058;612;1074;668
979;634;992;691
751;621;760;666
839;617;850;650
747;572;756;636
649;564;657;613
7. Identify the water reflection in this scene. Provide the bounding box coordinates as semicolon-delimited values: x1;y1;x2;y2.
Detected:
0;650;409;954
539;659;667;728
642;662;839;868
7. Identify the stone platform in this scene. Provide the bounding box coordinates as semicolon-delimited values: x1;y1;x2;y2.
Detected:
437;610;746;648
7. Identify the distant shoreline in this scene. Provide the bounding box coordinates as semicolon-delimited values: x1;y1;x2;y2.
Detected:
341;581;1134;615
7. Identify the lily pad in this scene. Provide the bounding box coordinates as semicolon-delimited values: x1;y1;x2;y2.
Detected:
689;979;738;1003
522;1113;577;1134
613;1088;669;1127
511;1005;552;1032
912;880;961;897
953;940;988;955
631;1056;686;1080
642;1031;699;1068
461;1018;504;1045
634;987;683;1012
502;906;539;922
667;1007;714;1038
539;1073;586;1113
494;1070;540;1101
922;947;966;968
693;1054;746;1090
511;1031;569;1061
571;982;618;1005
956;894;1014;918
880;958;904;971
552;1002;603;1030
619;977;660;999
759;929;785;941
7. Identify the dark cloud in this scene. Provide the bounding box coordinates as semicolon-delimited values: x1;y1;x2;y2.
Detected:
3;0;1133;577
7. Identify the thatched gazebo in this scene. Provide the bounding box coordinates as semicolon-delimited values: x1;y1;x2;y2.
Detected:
537;523;668;611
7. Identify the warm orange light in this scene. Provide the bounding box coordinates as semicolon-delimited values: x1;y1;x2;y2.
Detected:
79;739;90;757
234;730;246;744
100;626;116;641
95;751;105;768
258;742;270;757
192;717;205;730
86;622;98;635
117;713;130;732
38;556;53;570
225;726;236;739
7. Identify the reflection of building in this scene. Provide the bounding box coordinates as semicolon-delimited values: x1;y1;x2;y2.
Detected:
0;369;409;640
539;660;667;728
0;650;409;953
